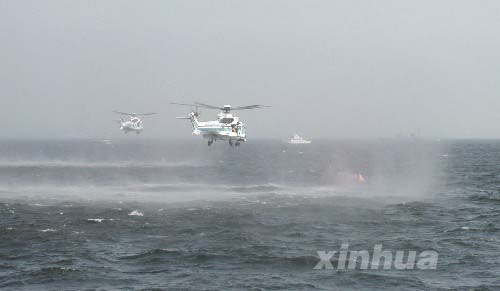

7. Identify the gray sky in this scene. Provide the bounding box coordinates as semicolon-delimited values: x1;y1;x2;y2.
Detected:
1;0;500;139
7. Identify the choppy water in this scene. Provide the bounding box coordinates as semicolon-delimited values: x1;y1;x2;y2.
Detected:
0;139;499;290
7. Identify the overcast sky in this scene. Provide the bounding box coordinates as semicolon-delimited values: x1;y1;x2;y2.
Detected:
1;0;500;139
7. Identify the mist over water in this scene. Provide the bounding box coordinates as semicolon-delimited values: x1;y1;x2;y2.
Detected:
0;139;443;203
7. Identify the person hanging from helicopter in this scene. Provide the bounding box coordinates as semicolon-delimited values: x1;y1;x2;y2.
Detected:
235;122;241;134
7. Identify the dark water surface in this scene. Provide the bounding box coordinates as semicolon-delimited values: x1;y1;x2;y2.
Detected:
0;139;499;290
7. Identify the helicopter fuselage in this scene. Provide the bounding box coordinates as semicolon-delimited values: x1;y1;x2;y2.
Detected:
120;119;143;134
113;111;156;135
172;102;269;146
187;112;247;145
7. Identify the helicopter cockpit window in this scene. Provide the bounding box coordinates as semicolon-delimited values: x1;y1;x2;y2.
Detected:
221;117;234;124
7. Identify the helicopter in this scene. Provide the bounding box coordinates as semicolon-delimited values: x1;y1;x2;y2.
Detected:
113;111;156;134
171;102;270;146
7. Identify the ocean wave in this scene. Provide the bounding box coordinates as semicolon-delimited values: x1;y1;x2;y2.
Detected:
133;183;285;193
445;225;500;233
0;160;207;170
119;248;182;260
243;254;320;268
469;194;500;204
228;185;283;193
0;264;15;270
30;267;80;275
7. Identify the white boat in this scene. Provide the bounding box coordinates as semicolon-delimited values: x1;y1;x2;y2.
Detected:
288;134;311;144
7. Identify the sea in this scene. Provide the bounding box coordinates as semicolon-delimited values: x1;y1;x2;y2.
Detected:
0;139;499;290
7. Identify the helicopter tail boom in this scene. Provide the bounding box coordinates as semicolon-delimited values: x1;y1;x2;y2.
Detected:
177;112;201;135
189;112;200;134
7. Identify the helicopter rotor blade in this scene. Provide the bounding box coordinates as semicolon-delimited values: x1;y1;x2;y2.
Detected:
170;102;202;115
170;102;197;107
113;111;156;116
171;102;271;111
231;105;271;110
113;110;133;116
172;102;221;110
136;112;156;116
194;102;222;110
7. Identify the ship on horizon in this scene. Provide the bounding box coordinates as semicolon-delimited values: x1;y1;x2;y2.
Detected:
288;134;312;144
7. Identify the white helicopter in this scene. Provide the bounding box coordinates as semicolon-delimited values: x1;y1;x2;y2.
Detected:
113;111;156;134
171;102;270;146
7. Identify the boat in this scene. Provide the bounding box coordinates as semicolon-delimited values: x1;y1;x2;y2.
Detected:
288;134;311;144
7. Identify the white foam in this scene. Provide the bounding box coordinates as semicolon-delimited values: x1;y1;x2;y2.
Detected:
39;229;56;232
87;218;105;223
30;203;49;207
129;210;144;216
